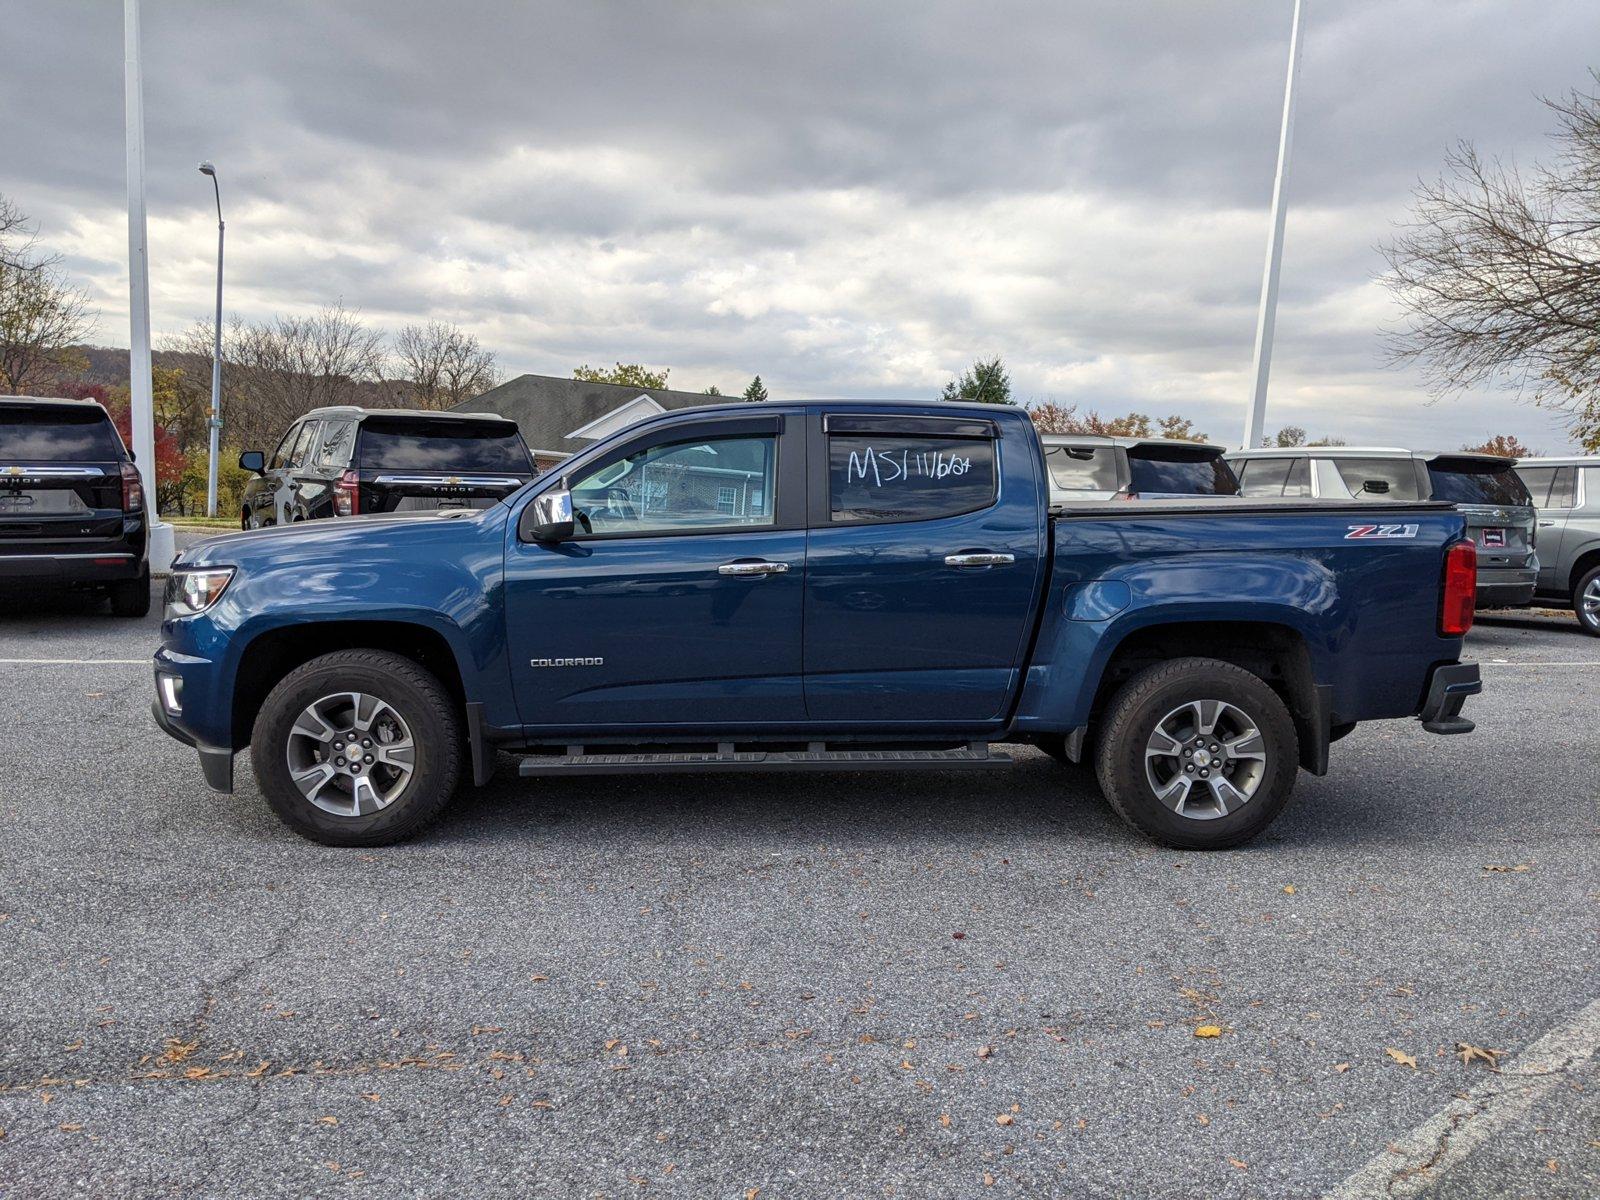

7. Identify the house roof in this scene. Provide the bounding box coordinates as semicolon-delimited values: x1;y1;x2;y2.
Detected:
451;373;716;456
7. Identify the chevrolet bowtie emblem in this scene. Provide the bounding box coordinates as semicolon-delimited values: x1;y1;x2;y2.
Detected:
445;476;462;485
3;466;22;476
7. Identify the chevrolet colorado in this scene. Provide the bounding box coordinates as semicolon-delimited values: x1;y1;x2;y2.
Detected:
152;401;1481;850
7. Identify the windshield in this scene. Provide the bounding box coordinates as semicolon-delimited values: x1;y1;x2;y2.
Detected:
0;405;125;461
1128;449;1238;496
1427;458;1531;506
355;418;532;472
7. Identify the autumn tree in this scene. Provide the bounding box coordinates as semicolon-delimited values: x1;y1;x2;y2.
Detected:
742;375;768;403
0;194;94;393
1271;426;1307;447
1382;75;1600;448
393;320;500;409
573;362;669;389
941;357;1012;405
1462;434;1535;457
1026;401;1208;441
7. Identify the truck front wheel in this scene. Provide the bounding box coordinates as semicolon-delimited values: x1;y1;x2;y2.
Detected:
1093;658;1299;850
252;649;463;846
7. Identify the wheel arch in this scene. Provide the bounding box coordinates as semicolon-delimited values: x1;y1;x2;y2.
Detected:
1568;544;1600;597
1086;619;1327;773
231;619;467;749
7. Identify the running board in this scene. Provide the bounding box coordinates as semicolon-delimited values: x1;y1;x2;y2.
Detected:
517;742;1012;777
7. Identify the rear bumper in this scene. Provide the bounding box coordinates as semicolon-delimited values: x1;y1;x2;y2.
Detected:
0;549;145;583
1475;565;1537;609
1419;662;1480;735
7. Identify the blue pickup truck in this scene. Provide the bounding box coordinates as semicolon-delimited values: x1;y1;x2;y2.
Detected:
152;400;1481;850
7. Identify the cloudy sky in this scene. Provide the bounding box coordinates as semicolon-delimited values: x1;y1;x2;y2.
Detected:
6;0;1597;449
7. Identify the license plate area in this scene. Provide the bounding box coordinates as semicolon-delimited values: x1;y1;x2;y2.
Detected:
0;489;90;515
1479;527;1506;548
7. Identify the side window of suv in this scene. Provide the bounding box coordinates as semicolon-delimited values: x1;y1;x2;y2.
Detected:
1333;458;1421;502
568;434;778;536
286;420;321;470
315;420;356;469
269;422;302;471
827;432;997;523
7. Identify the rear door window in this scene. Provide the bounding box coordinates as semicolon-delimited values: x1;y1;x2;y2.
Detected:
1127;449;1239;495
0;406;125;461
1334;458;1422;501
1044;446;1118;495
286;420;320;470
356;418;532;472
1426;458;1531;506
828;433;996;522
314;419;356;469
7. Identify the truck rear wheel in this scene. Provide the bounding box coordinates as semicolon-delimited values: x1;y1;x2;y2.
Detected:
107;567;151;618
252;649;462;846
1575;565;1600;637
1093;658;1299;850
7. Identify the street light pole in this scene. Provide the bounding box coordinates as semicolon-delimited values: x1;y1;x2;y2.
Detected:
1242;0;1305;450
199;162;224;517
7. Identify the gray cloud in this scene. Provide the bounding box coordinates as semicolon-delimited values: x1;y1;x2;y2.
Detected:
3;0;1596;449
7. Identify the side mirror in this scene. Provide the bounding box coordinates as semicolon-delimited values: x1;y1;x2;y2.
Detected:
524;487;575;542
238;450;266;474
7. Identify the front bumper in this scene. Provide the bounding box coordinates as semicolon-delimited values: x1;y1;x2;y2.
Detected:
150;695;235;793
1419;662;1481;735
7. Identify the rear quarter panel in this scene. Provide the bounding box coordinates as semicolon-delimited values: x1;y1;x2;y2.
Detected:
1013;507;1469;731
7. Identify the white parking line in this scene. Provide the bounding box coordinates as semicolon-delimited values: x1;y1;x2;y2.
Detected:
0;658;149;665
1321;996;1600;1199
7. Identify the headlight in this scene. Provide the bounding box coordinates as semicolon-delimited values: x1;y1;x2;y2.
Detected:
164;567;235;618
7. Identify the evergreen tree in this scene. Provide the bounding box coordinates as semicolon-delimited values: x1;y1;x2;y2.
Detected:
742;375;768;403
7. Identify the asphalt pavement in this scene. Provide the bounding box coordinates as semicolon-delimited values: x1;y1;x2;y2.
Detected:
0;585;1594;1199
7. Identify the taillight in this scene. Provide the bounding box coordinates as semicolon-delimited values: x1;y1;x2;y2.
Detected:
334;470;360;517
1440;539;1476;637
120;462;143;512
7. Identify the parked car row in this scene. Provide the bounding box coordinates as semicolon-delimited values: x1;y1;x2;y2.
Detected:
2;393;1596;635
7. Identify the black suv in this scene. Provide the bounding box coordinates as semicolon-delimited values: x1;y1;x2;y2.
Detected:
0;396;150;616
239;407;537;527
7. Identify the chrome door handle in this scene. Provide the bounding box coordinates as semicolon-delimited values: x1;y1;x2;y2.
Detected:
718;560;789;576
1538;520;1555;527
945;552;1015;567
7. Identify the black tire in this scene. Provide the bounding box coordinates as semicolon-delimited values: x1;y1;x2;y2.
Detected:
108;567;151;618
1574;565;1600;637
1093;657;1299;850
252;649;463;846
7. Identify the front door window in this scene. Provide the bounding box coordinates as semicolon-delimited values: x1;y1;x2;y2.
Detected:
569;435;777;536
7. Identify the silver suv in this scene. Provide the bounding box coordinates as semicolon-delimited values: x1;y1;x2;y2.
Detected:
1515;457;1600;636
1225;447;1538;608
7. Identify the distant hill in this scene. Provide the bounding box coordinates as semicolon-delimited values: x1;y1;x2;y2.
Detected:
66;344;414;408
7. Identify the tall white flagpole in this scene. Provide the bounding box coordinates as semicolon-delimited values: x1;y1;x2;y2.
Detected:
124;0;174;569
1242;0;1305;450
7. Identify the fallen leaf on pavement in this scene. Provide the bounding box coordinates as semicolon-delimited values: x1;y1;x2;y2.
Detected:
317;1116;338;1126
995;1113;1014;1126
1194;1025;1222;1039
1333;1062;1351;1073
1228;1158;1248;1170
977;1045;994;1059
1385;1048;1418;1070
1482;863;1531;873
1282;885;1296;895
1455;1043;1501;1067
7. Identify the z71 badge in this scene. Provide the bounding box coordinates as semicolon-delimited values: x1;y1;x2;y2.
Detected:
1345;523;1419;540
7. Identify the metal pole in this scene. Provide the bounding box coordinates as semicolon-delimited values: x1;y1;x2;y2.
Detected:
1242;0;1305;450
124;0;173;569
123;0;155;498
201;165;224;517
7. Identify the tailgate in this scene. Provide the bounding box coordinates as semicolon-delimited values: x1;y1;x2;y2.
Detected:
361;472;529;514
0;463;125;541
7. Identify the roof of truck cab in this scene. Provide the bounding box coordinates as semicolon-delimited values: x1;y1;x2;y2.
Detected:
1228;446;1515;466
1516;455;1600;467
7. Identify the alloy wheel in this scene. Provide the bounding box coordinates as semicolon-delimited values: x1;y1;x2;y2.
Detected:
1143;698;1268;821
285;691;416;817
